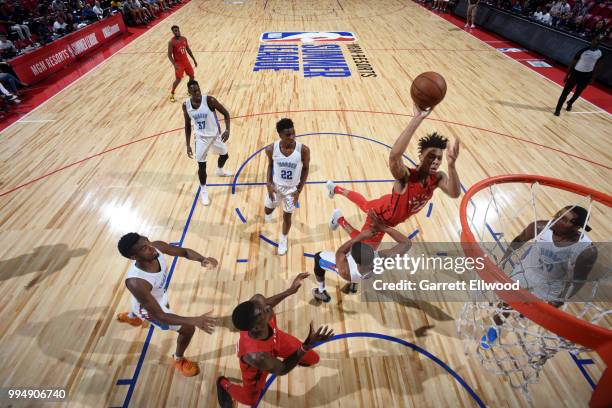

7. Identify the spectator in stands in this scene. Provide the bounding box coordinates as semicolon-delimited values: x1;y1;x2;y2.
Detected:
589;19;610;39
132;0;154;20
92;1;105;18
465;0;479;28
533;6;544;21
81;3;98;22
554;36;604;115
541;7;553;25
51;0;73;24
511;1;523;14
432;0;450;12
0;70;26;94
0;81;20;104
110;0;123;12
53;14;69;35
0;7;33;42
0;34;17;58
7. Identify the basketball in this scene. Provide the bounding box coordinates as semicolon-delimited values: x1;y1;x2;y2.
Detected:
410;72;447;109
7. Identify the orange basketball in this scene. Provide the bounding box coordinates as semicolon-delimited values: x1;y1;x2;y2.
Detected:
410;72;447;109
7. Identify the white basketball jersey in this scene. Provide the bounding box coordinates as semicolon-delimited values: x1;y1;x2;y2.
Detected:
126;249;169;315
272;141;303;188
185;95;218;140
319;250;376;282
512;221;592;300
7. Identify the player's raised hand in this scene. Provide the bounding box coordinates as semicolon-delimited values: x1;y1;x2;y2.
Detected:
447;139;460;166
221;129;230;142
201;257;218;268
186;145;193;159
412;104;433;120
194;311;216;334
290;272;310;293
302;321;334;350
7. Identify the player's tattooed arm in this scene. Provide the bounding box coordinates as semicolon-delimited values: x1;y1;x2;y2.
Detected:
182;102;193;158
260;273;310;307
125;278;215;332
389;104;432;181
207;96;230;142
437;139;461;198
150;241;218;268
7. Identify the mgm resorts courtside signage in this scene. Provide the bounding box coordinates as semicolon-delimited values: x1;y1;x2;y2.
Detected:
253;32;378;78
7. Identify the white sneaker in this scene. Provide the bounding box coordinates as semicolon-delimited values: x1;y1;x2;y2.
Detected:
200;190;210;206
215;168;233;177
329;209;342;231
464;23;469;28
326;180;336;198
264;212;273;222
278;235;288;255
470;24;475;28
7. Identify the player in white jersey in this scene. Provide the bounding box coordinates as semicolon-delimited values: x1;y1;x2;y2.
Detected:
182;80;233;206
312;209;412;303
480;206;597;349
116;232;218;376
264;118;310;255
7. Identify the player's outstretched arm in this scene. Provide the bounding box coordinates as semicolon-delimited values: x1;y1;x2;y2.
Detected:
151;240;218;268
388;105;432;180
242;322;333;376
261;273;310;308
125;279;216;333
207;96;231;142
437;139;461;198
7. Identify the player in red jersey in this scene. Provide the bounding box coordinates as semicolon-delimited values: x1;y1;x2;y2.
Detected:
168;25;197;102
216;273;334;407
326;105;461;249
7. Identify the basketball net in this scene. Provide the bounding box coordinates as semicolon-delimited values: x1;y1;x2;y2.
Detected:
456;175;612;407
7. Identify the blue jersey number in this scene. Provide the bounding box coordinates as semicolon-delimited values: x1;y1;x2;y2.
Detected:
197;121;206;130
280;170;293;180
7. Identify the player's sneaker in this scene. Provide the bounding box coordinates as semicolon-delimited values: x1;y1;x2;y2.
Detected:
312;288;331;303
326;180;336;198
480;326;499;350
341;282;359;294
329;209;342;231
215;168;233;177
278;234;288;255
116;312;143;327
169;94;176;102
566;102;573;111
173;356;200;377
216;377;233;408
200;190;210;206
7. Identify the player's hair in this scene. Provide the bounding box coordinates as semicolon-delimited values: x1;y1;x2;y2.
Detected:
351;242;375;266
187;79;199;89
232;301;256;331
171;25;179;30
276;118;294;133
566;205;592;231
118;232;141;258
418;132;448;154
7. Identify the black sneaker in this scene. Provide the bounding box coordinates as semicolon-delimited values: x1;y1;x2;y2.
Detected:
349;283;359;293
553;110;560;116
566;103;573;111
312;288;331;303
216;377;233;408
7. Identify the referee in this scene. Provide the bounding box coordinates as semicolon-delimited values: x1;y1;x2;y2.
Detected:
554;36;604;116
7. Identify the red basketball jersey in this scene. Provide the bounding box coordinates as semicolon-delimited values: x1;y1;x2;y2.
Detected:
369;168;439;226
236;314;279;388
171;37;189;63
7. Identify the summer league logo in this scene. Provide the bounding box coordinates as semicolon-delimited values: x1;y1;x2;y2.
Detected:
254;31;378;78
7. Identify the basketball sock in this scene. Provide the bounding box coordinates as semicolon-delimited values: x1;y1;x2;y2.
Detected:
173;353;184;360
338;217;360;239
318;281;325;291
201;185;207;193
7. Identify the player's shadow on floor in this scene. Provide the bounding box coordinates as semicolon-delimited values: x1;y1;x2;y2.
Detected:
0;244;88;288
491;100;552;112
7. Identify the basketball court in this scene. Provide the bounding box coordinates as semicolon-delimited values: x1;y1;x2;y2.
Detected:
0;0;610;407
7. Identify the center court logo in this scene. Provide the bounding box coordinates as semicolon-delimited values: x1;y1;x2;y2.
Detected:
254;31;378;78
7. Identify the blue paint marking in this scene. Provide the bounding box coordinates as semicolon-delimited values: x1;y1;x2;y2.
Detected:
570;353;597;389
426;203;433;218
169;242;180;246
116;379;132;386
237;259;249;263
259;234;279;247
577;358;594;365
408;229;419;239
118;187;201;408
436;252;448;256
295;201;300;209
303;252;316;258
252;332;486;408
231;132;415;195
235;208;247;223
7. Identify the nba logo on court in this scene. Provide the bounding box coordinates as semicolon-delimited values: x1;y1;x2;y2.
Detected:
260;32;357;43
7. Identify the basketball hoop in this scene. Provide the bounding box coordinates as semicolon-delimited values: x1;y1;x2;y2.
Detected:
457;174;612;408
